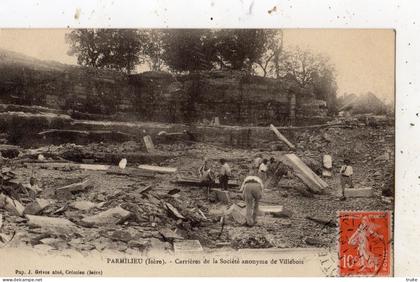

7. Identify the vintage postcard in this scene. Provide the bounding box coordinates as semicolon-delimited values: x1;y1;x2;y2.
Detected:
0;28;395;277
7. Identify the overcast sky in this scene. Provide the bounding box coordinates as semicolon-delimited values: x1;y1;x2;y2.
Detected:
0;29;394;103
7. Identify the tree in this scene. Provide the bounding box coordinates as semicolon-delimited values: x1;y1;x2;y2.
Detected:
279;47;328;88
312;67;338;114
255;30;284;78
161;29;217;73
142;30;166;71
66;29;144;74
214;29;267;72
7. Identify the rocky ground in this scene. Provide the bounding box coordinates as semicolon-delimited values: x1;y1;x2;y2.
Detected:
0;121;394;256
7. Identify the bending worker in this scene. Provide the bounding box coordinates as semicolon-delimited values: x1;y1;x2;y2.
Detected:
239;175;264;227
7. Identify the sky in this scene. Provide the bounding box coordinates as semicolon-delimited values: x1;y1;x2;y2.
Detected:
0;29;395;103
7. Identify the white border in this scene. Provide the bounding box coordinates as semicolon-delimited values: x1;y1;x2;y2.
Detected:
0;0;419;277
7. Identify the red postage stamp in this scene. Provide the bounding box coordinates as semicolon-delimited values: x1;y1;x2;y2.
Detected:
338;211;392;276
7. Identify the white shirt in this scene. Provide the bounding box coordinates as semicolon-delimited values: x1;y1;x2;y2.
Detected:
259;163;268;173
239;176;264;192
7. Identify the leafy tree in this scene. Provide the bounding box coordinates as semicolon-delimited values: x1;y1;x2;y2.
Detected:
279;47;328;88
214;29;267;72
161;29;217;72
255;29;284;78
66;29;144;74
142;30;166;71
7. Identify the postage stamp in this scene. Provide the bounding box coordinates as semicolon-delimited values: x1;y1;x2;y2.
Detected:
338;211;392;276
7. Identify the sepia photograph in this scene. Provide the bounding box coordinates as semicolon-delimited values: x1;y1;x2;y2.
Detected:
0;28;394;277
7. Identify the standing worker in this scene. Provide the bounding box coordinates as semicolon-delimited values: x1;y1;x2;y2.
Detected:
198;158;215;199
339;159;354;201
219;158;231;191
239;175;264;227
258;159;269;183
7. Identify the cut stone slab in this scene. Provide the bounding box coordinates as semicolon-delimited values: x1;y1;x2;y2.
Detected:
165;203;185;219
55;179;93;199
70;200;104;211
322;169;332;178
270;124;296;149
81;206;131;226
344;187;374;198
24;198;54;215
143;135;155;152
214;189;230;204
159;228;184;241
138;165;177;174
0;194;25;216
26;215;79;233
258;205;292;218
80;164;110;171
173;240;203;253
280;154;328;193
323;155;333;169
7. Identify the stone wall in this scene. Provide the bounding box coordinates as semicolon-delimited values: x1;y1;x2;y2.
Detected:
0;50;329;126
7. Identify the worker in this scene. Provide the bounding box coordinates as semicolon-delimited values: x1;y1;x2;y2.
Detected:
253;154;263;174
219;158;231;191
339;159;354;200
198;158;215;199
258;158;269;183
239;175;264;227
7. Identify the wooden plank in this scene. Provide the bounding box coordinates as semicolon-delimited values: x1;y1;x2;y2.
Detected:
270;124;295;149
172;177;239;188
138;165;177;174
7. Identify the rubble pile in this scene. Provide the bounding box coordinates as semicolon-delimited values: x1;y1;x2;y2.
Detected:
0;117;394;254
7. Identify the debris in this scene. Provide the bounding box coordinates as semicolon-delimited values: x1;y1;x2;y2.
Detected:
110;230;133;242
280;154;328;193
38;154;46;161
70;200;104;211
24;198;54;215
0;214;2;229
197;209;207;220
118;158;127;169
55;179;93;199
0;194;25;216
305;215;337;227
138;165;177;174
344;187;374;198
143;135;155;152
167;188;180;195
304;237;326;246
138;185;152;194
26;215;79;233
225;204;246;225
270;124;296;149
165;202;185;219
159;228;184;241
173;240;203;253
214;189;230;204
81;206;131;226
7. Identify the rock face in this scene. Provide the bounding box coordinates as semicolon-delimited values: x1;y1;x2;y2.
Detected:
0;50;329;126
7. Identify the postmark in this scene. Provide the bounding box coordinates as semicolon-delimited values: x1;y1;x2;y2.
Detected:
338;211;392;276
